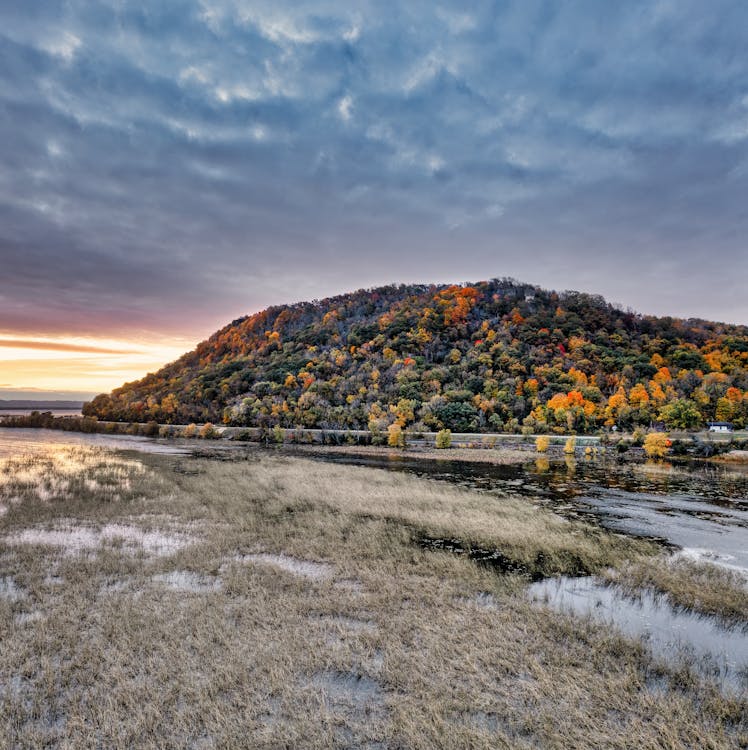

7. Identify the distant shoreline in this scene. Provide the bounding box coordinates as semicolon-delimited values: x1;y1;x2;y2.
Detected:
0;401;84;411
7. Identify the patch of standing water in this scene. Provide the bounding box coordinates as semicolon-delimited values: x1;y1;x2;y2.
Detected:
3;523;194;557
233;553;333;580
152;570;222;592
0;427;192;456
528;576;748;692
0;576;24;601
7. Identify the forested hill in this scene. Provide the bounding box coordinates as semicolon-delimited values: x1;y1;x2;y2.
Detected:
84;279;748;433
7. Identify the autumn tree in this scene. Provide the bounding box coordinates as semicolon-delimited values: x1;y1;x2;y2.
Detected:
658;399;702;430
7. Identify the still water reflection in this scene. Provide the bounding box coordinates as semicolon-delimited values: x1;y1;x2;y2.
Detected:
528;575;747;691
0;428;190;457
315;451;748;573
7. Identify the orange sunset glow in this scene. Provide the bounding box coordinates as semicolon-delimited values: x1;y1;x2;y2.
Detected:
0;334;191;397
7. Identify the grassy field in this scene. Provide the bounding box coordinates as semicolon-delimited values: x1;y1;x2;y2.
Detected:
0;446;745;749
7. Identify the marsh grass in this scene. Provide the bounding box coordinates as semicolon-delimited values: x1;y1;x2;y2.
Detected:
604;556;748;629
0;448;745;749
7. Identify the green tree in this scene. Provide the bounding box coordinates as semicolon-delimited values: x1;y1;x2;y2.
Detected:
435;402;478;432
658;399;702;430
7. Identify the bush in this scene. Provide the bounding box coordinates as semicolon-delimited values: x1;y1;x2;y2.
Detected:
631;428;646;447
182;423;197;438
142;420;160;437
563;437;576;455
387;423;405;448
644;432;671;459
435;429;452;449
272;425;285;444
199;422;217;439
535;436;549;453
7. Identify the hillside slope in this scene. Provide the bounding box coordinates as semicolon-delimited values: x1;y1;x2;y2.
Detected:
84;279;748;433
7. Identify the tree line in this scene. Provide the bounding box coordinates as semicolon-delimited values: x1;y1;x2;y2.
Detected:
84;279;748;434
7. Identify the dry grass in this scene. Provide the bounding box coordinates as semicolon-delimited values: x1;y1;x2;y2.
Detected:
604;556;748;629
0;447;745;749
714;450;748;464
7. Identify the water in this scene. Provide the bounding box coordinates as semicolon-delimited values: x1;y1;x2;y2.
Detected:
0;430;745;691
315;452;748;573
0;409;82;417
528;575;747;691
0;428;191;456
315;450;748;690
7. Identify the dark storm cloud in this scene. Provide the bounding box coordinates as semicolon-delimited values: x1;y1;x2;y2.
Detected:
1;0;748;337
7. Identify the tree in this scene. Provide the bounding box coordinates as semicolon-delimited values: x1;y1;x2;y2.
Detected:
435;402;479;432
658;399;702;430
435;429;452;449
644;432;670;458
387;423;405;448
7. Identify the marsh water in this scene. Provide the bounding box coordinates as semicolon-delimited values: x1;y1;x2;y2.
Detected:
0;428;191;457
313;449;748;690
1;428;746;689
527;576;747;689
314;451;748;574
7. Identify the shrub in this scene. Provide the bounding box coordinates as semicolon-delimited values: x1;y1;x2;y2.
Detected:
535;436;549;453
435;429;452;449
199;422;217;439
631;428;646;447
563;437;576;455
142;421;160;437
387;423;405;448
182;423;197;438
272;425;285;444
644;432;671;459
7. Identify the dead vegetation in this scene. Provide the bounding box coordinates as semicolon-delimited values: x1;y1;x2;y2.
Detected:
0;447;745;749
604;556;748;629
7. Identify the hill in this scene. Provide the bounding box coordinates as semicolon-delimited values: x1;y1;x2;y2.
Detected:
84;279;748;434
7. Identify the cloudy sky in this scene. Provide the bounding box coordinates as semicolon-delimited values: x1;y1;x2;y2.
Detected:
2;0;748;397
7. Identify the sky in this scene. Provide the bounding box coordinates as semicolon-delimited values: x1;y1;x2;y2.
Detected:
2;0;748;399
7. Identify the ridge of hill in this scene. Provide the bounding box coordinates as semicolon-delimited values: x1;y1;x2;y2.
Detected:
84;279;748;433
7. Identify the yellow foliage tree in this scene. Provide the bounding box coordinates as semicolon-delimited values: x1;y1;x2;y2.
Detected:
387;423;405;448
644;432;671;459
535;436;549;453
